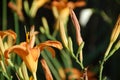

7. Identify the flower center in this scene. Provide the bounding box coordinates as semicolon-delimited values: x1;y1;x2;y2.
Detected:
26;32;30;43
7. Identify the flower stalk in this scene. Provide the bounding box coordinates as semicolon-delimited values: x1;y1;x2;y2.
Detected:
99;16;120;80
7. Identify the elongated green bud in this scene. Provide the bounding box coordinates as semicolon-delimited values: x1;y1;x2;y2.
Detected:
59;19;68;48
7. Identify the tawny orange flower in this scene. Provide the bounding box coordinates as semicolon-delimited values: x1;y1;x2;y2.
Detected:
4;26;63;78
0;29;17;43
52;0;86;11
0;29;16;57
45;0;86;24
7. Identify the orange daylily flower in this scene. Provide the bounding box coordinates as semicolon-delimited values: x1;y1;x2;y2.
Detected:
0;29;16;56
0;29;17;43
44;0;86;23
4;26;63;75
51;0;86;11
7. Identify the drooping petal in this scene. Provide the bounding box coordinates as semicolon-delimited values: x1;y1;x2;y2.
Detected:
37;40;63;50
36;40;62;57
4;45;28;59
45;46;56;57
40;59;53;80
0;30;17;43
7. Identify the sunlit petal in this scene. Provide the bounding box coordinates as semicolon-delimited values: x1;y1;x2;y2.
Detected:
27;47;40;61
37;40;63;50
4;45;28;59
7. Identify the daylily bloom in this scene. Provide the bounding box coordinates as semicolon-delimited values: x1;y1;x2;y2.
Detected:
0;29;17;43
45;0;86;24
51;0;86;11
4;26;63;79
0;30;16;54
8;0;24;21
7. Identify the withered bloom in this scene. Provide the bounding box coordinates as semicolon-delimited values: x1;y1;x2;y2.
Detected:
4;26;63;79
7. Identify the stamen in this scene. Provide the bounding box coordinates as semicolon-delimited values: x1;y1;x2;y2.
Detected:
24;25;30;43
26;32;30;43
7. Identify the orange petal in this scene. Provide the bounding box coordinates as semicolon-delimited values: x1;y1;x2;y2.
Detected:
40;59;53;80
0;30;17;43
27;47;40;61
74;1;86;8
8;2;17;12
46;46;56;57
4;45;28;59
37;40;63;50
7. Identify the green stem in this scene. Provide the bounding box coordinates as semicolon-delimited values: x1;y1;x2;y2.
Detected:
99;60;104;80
99;42;113;80
2;0;7;30
69;49;84;69
105;43;120;61
14;13;20;44
104;42;113;58
75;57;84;69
